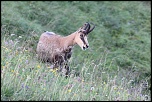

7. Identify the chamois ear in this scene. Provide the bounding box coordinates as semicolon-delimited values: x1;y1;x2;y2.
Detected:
83;22;89;31
78;22;95;35
81;22;96;35
79;22;89;34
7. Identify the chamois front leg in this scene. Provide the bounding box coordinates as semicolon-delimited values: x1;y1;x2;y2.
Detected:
61;47;72;77
61;61;70;78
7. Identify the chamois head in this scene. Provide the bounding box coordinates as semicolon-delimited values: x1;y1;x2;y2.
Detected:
74;22;95;50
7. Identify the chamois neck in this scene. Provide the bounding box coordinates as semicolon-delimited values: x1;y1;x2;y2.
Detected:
62;32;77;47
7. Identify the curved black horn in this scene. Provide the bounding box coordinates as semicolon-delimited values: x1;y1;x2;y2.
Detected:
87;23;95;34
86;23;90;33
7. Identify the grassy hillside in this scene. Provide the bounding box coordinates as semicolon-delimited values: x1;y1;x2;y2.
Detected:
1;1;151;101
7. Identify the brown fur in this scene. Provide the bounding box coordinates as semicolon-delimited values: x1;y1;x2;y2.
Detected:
36;23;95;77
36;32;76;64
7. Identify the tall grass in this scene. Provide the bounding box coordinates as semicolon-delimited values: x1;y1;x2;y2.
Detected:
1;1;151;101
1;35;150;101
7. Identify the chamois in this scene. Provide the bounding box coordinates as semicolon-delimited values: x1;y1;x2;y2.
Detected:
36;22;95;77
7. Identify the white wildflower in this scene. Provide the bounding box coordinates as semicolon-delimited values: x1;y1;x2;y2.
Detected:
11;34;15;36
19;36;22;38
90;86;95;91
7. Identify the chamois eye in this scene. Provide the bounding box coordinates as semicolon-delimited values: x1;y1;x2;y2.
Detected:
79;30;86;34
80;34;83;38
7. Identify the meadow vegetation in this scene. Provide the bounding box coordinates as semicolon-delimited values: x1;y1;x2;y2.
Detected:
1;1;151;101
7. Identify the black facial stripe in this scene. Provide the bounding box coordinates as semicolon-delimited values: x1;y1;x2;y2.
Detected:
80;36;86;45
